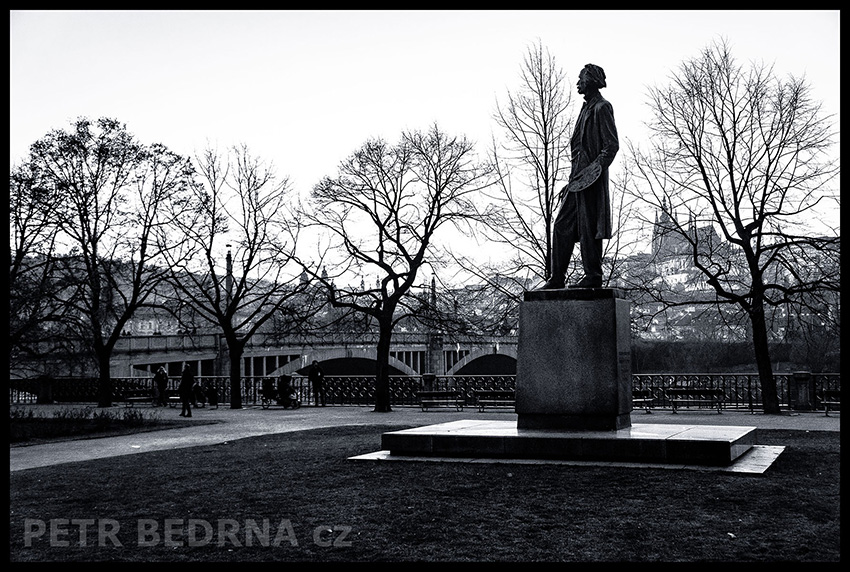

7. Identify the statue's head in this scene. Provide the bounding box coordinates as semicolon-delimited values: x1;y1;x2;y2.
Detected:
579;64;607;92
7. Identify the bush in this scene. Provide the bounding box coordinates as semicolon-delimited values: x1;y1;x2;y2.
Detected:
9;405;163;444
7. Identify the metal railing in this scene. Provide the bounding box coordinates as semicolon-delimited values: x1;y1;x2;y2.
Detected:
10;372;840;412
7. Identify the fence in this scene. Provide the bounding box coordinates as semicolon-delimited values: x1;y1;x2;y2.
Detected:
9;372;840;412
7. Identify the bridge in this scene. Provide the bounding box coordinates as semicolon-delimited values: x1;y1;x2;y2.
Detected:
111;332;519;379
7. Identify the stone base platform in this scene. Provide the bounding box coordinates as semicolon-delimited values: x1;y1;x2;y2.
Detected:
376;419;758;467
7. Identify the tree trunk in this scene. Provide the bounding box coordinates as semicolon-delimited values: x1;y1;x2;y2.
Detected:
750;299;781;414
229;345;244;409
373;319;393;412
96;352;113;408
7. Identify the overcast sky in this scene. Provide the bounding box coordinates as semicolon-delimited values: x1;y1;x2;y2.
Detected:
10;10;840;198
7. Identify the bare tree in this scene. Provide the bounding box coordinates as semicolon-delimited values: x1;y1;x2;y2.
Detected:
303;124;491;412
602;156;654;289
22;117;194;405
163;144;315;409
626;39;839;413
461;40;573;292
9;162;72;372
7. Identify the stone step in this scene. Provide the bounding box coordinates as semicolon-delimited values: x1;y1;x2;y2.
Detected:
381;420;756;466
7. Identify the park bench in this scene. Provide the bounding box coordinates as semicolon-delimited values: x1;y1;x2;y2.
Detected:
665;388;725;414
418;390;464;411
632;389;655;413
120;389;155;407
474;390;515;412
820;389;840;416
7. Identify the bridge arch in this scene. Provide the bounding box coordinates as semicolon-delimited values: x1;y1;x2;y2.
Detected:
447;346;517;376
272;347;418;377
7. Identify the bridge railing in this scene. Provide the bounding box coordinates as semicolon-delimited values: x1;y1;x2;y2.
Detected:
111;332;518;352
10;372;840;411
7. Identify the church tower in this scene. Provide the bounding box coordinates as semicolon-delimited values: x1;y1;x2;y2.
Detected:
652;198;676;256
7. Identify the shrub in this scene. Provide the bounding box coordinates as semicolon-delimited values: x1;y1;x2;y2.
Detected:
9;405;163;443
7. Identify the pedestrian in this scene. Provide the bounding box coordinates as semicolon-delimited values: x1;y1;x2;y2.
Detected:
178;363;194;417
153;365;169;407
543;63;619;290
277;374;291;407
206;381;219;409
192;378;207;408
308;360;326;406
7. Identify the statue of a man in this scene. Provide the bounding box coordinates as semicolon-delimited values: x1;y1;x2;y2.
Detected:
542;63;619;289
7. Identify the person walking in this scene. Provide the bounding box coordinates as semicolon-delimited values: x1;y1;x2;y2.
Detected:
308;360;326;406
153;366;169;407
206;380;219;409
192;378;207;408
178;363;194;417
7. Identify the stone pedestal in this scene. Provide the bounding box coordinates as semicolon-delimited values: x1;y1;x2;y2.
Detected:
360;285;774;472
515;288;631;431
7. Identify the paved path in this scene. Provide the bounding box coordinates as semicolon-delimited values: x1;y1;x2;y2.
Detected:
9;404;839;472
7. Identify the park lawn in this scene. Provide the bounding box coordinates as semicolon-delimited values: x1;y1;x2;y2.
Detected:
9;425;840;562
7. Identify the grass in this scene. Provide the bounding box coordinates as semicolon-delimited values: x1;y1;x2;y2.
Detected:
8;419;841;562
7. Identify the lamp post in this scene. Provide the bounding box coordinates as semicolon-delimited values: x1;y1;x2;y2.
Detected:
216;244;234;380
225;244;233;306
423;276;444;378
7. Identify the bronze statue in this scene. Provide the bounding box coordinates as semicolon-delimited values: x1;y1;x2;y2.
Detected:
542;63;619;289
